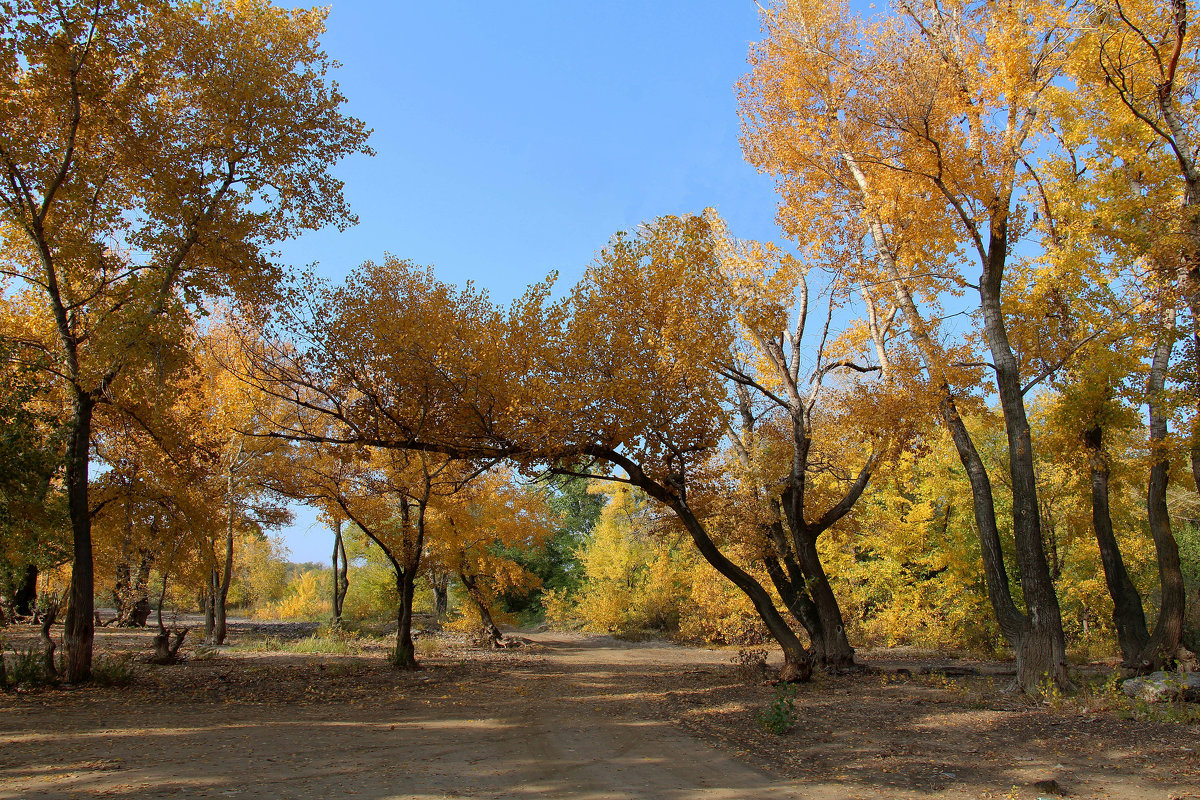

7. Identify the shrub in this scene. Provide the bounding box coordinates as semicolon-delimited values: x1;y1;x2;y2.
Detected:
91;653;137;686
6;645;54;687
253;569;330;621
757;682;799;735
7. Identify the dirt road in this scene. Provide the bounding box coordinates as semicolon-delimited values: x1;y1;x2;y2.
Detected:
2;629;1198;800
0;632;808;799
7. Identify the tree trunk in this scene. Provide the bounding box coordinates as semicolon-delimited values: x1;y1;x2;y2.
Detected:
113;541;132;624
393;568;419;668
203;571;216;644
669;495;811;681
62;392;95;683
214;470;236;645
150;626;188;664
779;484;855;670
40;603;58;680
331;518;342;626
460;572;504;646
13;564;37;618
793;528;855;669
128;549;154;627
938;395;1040;678
433;580;449;620
978;217;1070;692
763;552;824;659
331;518;348;626
1083;425;1150;664
1136;305;1187;670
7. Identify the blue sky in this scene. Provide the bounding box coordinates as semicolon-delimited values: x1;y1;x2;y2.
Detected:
274;2;789;562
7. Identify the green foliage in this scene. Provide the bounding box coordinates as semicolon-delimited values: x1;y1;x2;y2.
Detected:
496;472;604;615
757;682;798;735
0;345;69;610
1179;524;1200;652
1069;671;1200;726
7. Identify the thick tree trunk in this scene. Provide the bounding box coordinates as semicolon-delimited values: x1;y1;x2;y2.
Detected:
781;482;854;668
62;393;95;683
763;552;823;659
793;530;855;669
1136;307;1187;670
978;218;1070;692
1082;425;1149;664
13;564;37;617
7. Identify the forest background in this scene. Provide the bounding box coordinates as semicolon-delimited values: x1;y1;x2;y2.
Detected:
2;0;1200;697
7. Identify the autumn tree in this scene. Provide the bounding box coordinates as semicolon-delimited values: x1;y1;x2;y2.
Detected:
429;468;556;645
279;443;470;667
1034;0;1199;669
708;212;929;669
0;0;369;680
740;0;1085;691
547;215;824;679
194;315;292;645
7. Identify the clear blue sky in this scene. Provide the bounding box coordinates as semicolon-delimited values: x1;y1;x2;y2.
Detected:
274;1;789;563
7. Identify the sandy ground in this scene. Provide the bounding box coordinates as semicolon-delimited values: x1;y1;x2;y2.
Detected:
0;624;1198;799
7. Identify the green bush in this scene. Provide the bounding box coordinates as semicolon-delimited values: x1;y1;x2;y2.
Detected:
757;682;799;735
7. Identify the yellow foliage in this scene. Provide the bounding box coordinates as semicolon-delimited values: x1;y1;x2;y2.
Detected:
560;485;766;644
254;569;330;621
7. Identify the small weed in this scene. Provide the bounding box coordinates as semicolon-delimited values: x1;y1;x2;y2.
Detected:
1038;672;1066;709
191;645;220;661
91;653;136;686
916;670;968;699
1065;670;1200;724
757;682;799;735
416;637;441;659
